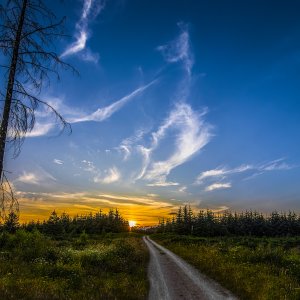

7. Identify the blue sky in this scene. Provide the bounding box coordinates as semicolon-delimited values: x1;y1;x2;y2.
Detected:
4;0;300;223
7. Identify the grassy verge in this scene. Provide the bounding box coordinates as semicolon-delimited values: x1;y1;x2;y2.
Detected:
0;230;148;299
151;233;300;300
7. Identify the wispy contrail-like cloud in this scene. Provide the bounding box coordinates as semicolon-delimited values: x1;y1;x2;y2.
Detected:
69;80;157;123
61;0;105;61
136;103;212;186
195;158;295;192
157;22;193;75
205;182;231;192
195;164;252;184
16;169;56;185
24;80;156;137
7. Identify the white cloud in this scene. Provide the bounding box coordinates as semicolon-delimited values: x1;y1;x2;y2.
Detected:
205;182;231;192
94;167;121;184
147;193;159;197
26;122;55;137
118;145;131;161
243;158;295;180
179;186;187;192
258;158;294;171
147;181;179;187
195;164;252;184
117;129;146;161
61;0;105;60
24;96;76;138
17;172;40;184
25;80;155;138
157;22;193;75
69;80;156;123
53;159;64;165
82;160;98;173
196;158;295;186
80;48;100;63
16;169;56;185
136;145;152;180
211;206;230;212
141;103;212;185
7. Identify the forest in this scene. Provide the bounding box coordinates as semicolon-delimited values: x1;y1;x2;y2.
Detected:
155;205;300;236
0;209;130;235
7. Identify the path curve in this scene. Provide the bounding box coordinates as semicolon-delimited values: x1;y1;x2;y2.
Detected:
143;236;238;300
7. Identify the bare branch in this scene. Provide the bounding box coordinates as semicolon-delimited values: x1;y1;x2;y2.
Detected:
0;0;77;217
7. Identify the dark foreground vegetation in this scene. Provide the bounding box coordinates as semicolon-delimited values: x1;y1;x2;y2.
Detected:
0;230;148;299
0;210;148;299
150;207;300;299
1;207;300;299
152;233;300;300
156;206;300;236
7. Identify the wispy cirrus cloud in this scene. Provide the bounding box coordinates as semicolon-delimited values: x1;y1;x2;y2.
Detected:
53;159;64;165
69;80;157;123
195;164;252;184
94;167;121;184
196;158;295;192
26;122;55;137
82;160;98;173
16;169;56;185
157;22;193;75
17;172;40;184
137;103;212;186
243;158;295;180
205;182;231;192
25;80;156;138
258;158;294;171
147;181;179;187
178;186;187;192
117;129;147;161
61;0;105;62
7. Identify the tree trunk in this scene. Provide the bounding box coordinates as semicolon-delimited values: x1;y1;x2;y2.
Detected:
0;0;28;181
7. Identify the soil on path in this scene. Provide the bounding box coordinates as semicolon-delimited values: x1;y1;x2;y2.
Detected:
144;236;238;300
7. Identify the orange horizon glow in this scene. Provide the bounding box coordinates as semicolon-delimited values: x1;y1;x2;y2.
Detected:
14;190;234;226
16;195;176;226
128;220;137;227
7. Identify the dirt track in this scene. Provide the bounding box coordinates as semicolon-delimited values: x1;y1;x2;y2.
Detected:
143;236;238;300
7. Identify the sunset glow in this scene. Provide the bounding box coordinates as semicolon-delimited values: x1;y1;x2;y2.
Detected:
5;0;300;227
129;220;137;228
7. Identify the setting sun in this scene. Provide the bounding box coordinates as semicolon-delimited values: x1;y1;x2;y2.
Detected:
129;220;137;227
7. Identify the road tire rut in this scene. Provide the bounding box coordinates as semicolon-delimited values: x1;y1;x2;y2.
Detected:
143;236;238;300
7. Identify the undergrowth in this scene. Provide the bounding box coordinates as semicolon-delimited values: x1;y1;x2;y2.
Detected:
151;233;300;300
0;230;148;299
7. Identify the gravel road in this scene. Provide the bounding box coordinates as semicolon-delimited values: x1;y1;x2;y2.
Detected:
143;236;238;300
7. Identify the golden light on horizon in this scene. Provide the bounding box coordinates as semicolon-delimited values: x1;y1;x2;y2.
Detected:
17;191;177;226
128;220;137;227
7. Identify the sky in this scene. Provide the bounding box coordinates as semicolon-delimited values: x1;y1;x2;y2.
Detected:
2;0;300;225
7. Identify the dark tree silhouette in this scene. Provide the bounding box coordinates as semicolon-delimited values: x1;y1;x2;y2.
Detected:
20;209;130;236
157;205;300;237
0;0;76;217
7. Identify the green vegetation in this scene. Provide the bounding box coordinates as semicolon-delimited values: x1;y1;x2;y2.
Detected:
152;233;300;300
157;205;300;237
24;209;130;236
0;226;148;299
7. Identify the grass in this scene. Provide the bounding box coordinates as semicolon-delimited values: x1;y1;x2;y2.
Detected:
151;233;300;300
0;230;149;299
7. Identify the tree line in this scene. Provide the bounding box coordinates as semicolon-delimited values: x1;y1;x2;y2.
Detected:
0;209;130;236
156;206;300;237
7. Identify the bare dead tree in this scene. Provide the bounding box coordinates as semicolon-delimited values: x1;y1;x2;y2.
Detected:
0;0;77;218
